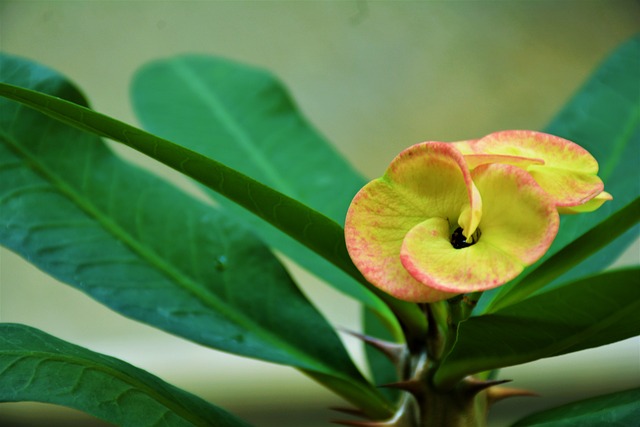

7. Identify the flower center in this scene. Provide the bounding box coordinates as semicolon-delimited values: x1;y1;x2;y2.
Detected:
450;227;481;249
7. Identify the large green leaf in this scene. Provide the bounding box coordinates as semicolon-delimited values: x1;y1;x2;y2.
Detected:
485;34;640;311
130;56;383;314
131;56;422;400
0;323;251;427
0;66;426;346
0;53;393;418
511;387;640;427
434;268;640;389
487;197;639;312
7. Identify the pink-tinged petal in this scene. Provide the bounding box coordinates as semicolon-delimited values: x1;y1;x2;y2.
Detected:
345;179;457;302
558;191;613;214
464;130;603;207
461;154;545;170
527;165;604;207
473;164;559;265
401;218;524;294
385;142;482;239
473;131;599;173
400;163;558;293
344;142;478;302
450;139;478;155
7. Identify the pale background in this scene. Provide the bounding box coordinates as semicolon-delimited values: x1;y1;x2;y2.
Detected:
0;1;639;426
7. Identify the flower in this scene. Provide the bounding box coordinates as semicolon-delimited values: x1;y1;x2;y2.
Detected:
452;130;612;213
345;138;567;302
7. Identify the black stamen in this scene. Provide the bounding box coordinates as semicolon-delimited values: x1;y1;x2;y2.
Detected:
450;227;479;249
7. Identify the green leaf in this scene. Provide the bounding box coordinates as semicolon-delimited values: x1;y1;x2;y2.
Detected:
131;56;382;313
362;307;400;403
434;268;640;389
487;197;640;312
511;387;640;427
0;323;251;427
0;59;426;346
486;34;640;311
0;53;393;419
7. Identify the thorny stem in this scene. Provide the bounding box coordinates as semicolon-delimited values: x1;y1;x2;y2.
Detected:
371;294;496;426
339;292;522;426
421;296;489;426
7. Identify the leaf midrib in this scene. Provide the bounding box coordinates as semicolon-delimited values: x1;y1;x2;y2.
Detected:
168;59;295;196
0;126;338;376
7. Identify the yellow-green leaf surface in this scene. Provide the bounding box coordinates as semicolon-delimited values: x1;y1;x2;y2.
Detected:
0;53;392;418
434;268;640;388
0;324;251;427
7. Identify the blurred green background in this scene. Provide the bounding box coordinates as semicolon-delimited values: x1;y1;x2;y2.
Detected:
1;1;638;426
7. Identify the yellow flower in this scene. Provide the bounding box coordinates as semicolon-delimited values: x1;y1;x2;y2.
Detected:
345;141;559;302
452;130;612;213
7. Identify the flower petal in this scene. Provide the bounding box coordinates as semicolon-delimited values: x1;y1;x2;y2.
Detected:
473;131;599;173
461;153;545;170
401;218;524;294
384;142;482;239
400;163;559;293
450;139;477;154
558;191;613;214
456;130;604;207
527;165;603;207
345;180;456;302
472;163;559;265
344;142;477;302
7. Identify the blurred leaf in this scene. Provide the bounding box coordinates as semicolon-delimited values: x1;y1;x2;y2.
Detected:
486;34;640;311
487;197;639;312
0;323;251;427
511;387;640;427
434;268;640;389
131;55;387;317
0;73;426;348
0;53;393;418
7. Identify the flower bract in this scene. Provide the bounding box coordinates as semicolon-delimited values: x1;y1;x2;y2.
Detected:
452;130;611;212
345;141;560;302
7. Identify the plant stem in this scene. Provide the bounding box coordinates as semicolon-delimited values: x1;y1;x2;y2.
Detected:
380;296;492;426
